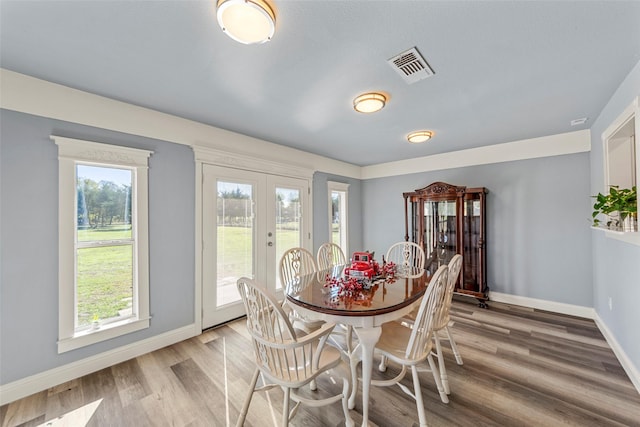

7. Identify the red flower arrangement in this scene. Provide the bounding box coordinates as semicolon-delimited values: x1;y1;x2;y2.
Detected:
323;260;397;300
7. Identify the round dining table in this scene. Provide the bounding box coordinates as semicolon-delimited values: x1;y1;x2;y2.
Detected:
285;265;430;427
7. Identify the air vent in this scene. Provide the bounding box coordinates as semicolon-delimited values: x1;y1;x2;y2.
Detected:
387;47;434;84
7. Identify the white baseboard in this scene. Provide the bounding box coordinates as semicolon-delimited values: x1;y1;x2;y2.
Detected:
489;291;596;319
489;291;640;394
0;323;199;406
593;313;640;394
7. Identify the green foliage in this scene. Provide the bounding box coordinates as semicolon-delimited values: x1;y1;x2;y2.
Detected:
77;177;131;229
77;244;133;326
591;185;637;227
219;187;250;199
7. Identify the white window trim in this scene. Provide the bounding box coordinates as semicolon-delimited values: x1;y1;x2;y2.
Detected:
598;97;640;246
52;135;153;353
327;181;349;256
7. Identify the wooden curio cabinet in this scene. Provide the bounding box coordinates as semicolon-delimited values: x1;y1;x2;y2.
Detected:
403;182;488;306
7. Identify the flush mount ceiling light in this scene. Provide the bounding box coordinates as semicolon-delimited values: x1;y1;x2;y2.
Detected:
216;0;276;45
353;93;386;113
407;130;434;144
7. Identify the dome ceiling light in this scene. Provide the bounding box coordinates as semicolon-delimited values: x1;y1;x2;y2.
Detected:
216;0;276;45
407;130;434;144
353;93;386;113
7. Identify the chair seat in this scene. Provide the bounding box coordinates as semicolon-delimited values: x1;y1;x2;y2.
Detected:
375;321;425;366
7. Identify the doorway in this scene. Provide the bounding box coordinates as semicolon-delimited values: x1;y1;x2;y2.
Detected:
201;164;311;328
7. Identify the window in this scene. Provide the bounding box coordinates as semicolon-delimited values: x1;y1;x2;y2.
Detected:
53;136;152;353
327;181;349;255
599;97;640;243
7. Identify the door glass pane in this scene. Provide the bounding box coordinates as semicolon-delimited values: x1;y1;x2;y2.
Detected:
217;181;254;306
275;187;301;289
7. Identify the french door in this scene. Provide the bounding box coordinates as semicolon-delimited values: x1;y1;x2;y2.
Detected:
202;164;311;328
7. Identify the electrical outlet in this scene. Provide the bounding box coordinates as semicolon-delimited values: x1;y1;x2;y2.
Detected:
608;297;613;311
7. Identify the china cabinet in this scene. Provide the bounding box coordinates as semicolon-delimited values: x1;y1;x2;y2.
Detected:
403;181;488;306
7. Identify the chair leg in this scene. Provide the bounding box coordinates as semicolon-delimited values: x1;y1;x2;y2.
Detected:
433;333;450;395
281;387;291;427
411;365;428;427
427;354;449;404
378;355;388;372
236;367;260;427
446;325;463;365
341;377;355;427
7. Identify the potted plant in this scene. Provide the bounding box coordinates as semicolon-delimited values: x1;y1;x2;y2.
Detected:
592;185;637;231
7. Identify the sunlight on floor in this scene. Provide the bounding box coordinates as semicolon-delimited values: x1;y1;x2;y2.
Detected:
37;398;102;427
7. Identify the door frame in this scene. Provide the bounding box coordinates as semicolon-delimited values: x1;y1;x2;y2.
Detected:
193;146;314;331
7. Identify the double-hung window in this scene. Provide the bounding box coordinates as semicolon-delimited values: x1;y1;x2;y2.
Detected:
53;136;152;353
327;181;349;255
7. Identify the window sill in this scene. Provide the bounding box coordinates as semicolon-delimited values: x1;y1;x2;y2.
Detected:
58;317;150;353
591;226;640;246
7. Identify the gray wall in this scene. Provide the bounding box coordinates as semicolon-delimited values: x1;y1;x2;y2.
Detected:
312;172;363;256
361;152;593;306
590;60;640;370
0;109;195;385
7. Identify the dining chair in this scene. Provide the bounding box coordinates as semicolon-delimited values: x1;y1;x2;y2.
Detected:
385;241;426;278
316;242;347;270
432;254;464;395
379;254;464;399
235;277;354;427
358;265;450;427
315;242;354;354
279;247;324;333
279;247;318;287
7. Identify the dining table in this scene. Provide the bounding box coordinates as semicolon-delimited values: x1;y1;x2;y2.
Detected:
285;264;430;427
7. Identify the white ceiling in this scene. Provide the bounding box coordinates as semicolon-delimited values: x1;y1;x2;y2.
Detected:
1;1;639;166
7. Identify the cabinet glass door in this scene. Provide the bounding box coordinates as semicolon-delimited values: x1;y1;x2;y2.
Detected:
463;197;481;290
423;200;457;275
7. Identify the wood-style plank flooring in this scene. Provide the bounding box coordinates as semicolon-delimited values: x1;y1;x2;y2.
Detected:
2;299;640;427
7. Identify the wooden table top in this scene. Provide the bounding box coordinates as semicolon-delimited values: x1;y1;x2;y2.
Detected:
285;265;431;317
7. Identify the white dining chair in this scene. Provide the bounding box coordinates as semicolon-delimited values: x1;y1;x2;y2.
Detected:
432;254;464;394
279;247;318;286
235;277;354;427
385;241;425;278
354;265;450;427
279;247;324;334
379;254;464;398
316;242;347;270
316;242;355;354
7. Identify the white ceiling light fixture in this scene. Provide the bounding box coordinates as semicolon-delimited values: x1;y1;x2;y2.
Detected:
216;0;276;45
353;93;387;113
407;130;434;143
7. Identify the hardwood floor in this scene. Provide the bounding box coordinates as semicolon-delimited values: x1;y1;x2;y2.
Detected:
2;299;640;427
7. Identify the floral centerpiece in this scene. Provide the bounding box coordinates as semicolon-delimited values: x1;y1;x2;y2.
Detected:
325;251;397;298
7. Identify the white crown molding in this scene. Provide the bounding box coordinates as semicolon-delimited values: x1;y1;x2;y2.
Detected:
0;68;360;179
192;145;313;179
2;68;593;181
0;324;199;406
361;130;591;179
